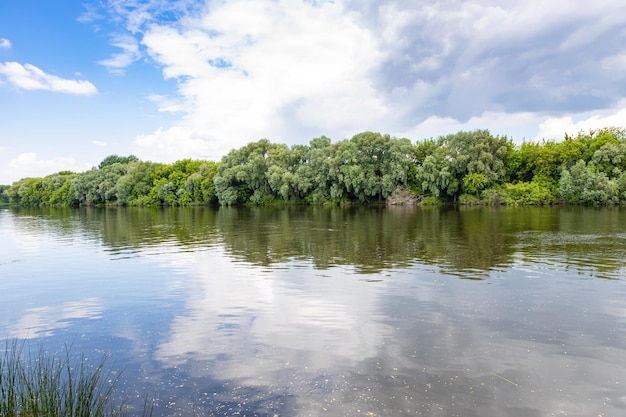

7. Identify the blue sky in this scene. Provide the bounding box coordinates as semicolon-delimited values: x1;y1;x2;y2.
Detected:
1;0;626;184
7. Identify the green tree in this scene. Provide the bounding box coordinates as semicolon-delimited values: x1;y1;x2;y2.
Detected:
4;172;76;206
139;159;206;206
184;161;220;204
415;130;509;200
591;142;626;179
69;169;104;206
214;139;293;205
299;136;337;203
6;178;41;206
572;127;625;162
265;143;305;202
114;161;162;206
98;154;138;169
559;160;619;205
344;132;415;202
462;173;488;196
68;162;129;206
0;185;9;204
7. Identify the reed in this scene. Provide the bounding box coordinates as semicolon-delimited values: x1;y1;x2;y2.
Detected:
0;340;150;417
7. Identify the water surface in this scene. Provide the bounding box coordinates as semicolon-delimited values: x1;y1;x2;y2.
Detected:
1;206;625;416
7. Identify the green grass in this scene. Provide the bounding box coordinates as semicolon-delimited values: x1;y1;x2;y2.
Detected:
0;340;151;417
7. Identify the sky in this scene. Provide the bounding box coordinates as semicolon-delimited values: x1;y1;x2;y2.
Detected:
1;0;626;185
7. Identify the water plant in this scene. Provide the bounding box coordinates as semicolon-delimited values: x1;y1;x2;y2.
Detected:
0;340;150;417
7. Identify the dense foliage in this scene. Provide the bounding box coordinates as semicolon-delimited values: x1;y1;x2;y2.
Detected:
2;128;626;207
213;133;415;205
3;159;220;207
0;185;9;205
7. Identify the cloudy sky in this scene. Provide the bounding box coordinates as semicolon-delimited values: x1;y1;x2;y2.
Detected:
1;0;626;184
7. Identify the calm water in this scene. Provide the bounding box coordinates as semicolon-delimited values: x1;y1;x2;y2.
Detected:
1;205;626;417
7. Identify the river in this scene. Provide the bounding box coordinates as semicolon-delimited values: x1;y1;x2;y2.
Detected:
1;205;625;416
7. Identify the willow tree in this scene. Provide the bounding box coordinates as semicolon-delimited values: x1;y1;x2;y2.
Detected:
299;136;338;202
415;130;510;200
559;160;619;205
214;139;289;205
340;132;414;202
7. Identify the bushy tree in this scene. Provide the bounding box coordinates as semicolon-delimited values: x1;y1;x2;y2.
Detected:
0;185;9;204
6;172;77;206
114;161;162;206
69;163;129;206
214;139;279;205
415;130;509;200
462;173;488;196
184;162;220;205
591;142;626;178
98;154;138;169
573;127;625;161
344;132;414;202
299;136;337;203
6;178;42;206
559;160;619;205
139;159;207;206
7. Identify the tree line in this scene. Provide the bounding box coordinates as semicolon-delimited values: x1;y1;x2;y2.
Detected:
2;127;626;207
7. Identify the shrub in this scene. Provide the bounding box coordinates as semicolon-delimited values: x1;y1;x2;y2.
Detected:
458;194;482;205
419;196;442;206
480;187;507;206
462;173;488;196
505;181;555;205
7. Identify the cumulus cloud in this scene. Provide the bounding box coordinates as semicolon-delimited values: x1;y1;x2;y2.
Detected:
0;62;98;95
402;103;626;144
403;111;544;142
91;0;626;162
7;153;82;179
0;38;11;49
536;103;626;141
135;125;217;161
130;0;387;161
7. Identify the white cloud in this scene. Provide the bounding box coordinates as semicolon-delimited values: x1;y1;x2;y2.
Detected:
403;111;546;142
7;153;83;179
93;140;108;147
0;62;98;95
134;125;217;162
536;104;626;141
402;103;626;143
98;34;141;74
86;0;626;161
0;38;11;49
132;0;386;161
146;94;187;113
